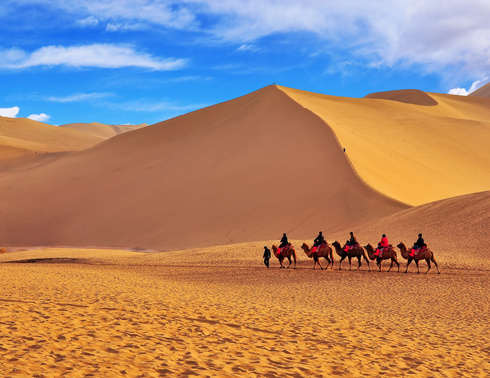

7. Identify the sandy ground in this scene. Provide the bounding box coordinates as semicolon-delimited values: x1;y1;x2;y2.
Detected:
0;243;488;377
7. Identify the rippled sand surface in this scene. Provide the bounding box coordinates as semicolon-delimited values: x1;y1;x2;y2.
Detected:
0;243;488;377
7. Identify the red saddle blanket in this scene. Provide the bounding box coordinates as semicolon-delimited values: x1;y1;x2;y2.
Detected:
312;243;327;254
410;246;427;255
344;243;359;252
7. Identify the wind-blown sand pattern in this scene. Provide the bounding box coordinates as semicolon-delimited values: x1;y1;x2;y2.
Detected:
0;244;488;377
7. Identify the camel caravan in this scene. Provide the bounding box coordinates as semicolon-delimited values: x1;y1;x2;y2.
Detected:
271;232;440;274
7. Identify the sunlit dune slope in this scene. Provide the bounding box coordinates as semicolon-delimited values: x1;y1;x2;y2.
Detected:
0;116;104;160
0;85;406;250
280;86;490;206
60;122;148;139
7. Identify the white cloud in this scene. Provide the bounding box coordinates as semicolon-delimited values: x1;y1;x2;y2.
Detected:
236;44;259;53
46;92;112;103
448;77;490;96
4;1;490;77
468;77;489;93
77;15;99;27
0;106;20;117
0;44;187;70
28;113;50;122
448;88;468;96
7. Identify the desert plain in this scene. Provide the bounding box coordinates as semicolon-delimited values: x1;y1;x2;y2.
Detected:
0;84;489;377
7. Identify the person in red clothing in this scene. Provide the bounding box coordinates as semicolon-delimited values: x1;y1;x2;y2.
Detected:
374;234;389;257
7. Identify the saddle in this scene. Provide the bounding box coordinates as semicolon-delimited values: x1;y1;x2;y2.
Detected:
278;243;292;254
375;245;391;258
344;243;359;252
312;242;327;254
410;245;427;256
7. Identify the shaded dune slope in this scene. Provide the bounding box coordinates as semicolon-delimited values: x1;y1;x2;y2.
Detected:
364;89;438;106
0;86;406;250
469;82;490;97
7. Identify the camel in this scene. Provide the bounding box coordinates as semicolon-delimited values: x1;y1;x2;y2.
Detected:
397;242;440;274
331;241;370;271
364;243;400;272
271;244;297;269
300;242;334;270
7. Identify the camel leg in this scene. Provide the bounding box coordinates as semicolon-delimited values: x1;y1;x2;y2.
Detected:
387;259;393;272
324;257;330;270
377;258;382;272
292;255;296;269
339;255;347;270
395;257;400;272
415;259;420;273
348;256;352;271
286;256;292;269
356;256;362;271
425;258;431;274
364;253;371;272
431;255;440;274
404;258;413;273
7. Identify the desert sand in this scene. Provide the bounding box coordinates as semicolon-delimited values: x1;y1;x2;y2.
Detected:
60;122;148;139
0;239;488;377
0;84;489;376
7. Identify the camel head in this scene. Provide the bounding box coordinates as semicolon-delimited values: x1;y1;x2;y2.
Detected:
364;243;373;251
397;242;406;250
332;241;341;249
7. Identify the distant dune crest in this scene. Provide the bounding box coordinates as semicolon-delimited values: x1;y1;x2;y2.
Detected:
364;89;438;106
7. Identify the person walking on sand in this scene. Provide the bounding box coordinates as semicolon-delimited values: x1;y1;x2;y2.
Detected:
375;234;389;257
263;246;271;268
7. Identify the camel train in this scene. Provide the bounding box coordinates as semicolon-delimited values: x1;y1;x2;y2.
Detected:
271;237;439;274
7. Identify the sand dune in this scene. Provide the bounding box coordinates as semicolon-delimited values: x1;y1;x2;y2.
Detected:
0;116;104;160
364;88;438;106
280;86;490;205
469;81;490;97
0;86;406;250
60;122;148;139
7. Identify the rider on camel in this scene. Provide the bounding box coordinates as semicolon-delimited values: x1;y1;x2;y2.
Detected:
313;231;325;251
409;233;425;257
279;233;289;249
374;234;389;257
344;232;358;252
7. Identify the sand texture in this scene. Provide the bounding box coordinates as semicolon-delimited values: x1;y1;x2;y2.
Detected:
60;122;148;139
0;242;488;377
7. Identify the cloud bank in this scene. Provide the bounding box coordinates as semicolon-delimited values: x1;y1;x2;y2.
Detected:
0;44;187;70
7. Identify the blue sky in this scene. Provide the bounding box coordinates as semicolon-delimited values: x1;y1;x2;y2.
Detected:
1;0;489;126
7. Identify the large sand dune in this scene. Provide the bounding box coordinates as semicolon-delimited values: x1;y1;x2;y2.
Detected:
281;86;490;205
0;86;406;250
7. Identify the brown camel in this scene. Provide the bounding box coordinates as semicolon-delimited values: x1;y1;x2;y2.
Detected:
397;242;440;274
331;241;370;271
300;243;334;270
271;244;297;269
364;243;400;272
